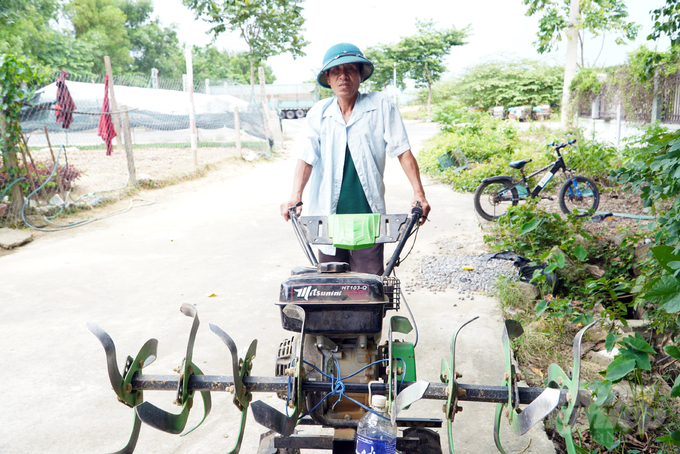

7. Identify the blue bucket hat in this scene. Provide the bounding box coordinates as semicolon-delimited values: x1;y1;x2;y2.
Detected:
317;43;374;89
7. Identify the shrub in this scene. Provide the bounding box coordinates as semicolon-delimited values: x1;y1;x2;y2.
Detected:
0;160;81;197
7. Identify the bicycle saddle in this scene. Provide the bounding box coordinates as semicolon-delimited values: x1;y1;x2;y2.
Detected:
509;159;532;170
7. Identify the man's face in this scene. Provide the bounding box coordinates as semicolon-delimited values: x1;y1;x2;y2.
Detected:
326;63;362;100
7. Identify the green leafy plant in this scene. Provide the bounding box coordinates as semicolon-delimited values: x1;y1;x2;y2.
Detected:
0;54;43;218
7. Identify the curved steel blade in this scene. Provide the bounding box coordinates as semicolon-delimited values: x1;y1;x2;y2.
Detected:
515;388;561;435
180;364;212;436
446;316;479;454
87;322;123;396
209;323;244;402
109;412;142;454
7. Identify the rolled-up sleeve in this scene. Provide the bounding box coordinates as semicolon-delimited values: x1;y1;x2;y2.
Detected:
382;97;411;158
296;104;323;166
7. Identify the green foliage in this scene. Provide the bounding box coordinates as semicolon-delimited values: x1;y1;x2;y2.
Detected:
418;101;528;191
64;0;133;73
193;45;275;83
448;58;564;110
0;0;62;67
612;126;680;246
570;67;604;97
0;54;43;208
648;0;680;46
117;0;185;77
569;46;680;123
362;44;406;92
523;0;639;56
183;0;308;87
484;198;587;257
0;0;271;83
411;78;458;106
570;137;620;182
393;19;468;91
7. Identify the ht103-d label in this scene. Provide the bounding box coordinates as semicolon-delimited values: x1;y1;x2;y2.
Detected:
292;284;369;302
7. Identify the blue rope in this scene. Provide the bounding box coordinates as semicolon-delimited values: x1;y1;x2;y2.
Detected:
297;356;408;422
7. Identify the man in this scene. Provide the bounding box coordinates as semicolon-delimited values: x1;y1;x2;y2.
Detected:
280;42;431;275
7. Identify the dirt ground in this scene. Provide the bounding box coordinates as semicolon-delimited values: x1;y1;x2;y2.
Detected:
25;145;248;198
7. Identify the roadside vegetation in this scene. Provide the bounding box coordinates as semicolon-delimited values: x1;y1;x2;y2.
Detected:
415;48;680;453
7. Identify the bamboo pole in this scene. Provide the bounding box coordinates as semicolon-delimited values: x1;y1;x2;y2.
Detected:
41;127;66;198
18;140;38;198
104;56;124;153
185;44;198;166
119;104;137;185
22;131;50;202
234;106;241;158
258;66;272;156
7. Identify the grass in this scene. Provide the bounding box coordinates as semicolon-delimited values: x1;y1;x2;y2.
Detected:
493;276;583;382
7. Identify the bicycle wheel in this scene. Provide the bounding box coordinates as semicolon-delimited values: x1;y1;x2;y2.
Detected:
558;176;599;216
473;180;519;221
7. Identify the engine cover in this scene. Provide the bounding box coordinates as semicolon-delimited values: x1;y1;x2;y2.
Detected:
278;266;394;335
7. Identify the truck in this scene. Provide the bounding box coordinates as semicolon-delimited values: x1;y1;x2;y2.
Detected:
216;83;320;119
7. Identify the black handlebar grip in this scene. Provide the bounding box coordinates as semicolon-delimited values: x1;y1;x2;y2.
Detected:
568;139;577;145
411;205;423;217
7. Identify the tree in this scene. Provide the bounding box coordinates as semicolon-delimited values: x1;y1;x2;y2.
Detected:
0;54;42;219
648;0;680;46
64;0;132;73
182;0;308;100
0;0;62;66
393;20;468;120
363;44;406;93
524;0;639;128
192;45;276;83
447;58;564;110
117;0;185;77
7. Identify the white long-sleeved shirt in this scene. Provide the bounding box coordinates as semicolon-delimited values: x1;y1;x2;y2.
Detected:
296;91;411;254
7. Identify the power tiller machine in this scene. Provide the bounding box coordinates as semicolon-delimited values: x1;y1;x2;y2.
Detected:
88;202;595;453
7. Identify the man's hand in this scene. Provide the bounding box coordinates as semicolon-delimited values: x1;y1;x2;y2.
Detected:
413;196;431;225
280;200;302;221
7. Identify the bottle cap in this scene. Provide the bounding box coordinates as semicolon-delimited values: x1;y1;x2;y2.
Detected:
371;395;387;410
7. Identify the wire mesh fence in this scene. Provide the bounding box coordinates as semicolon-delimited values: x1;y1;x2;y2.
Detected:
14;71;270;201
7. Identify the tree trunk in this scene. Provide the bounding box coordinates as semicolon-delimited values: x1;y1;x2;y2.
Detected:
1;114;24;220
561;0;580;129
250;61;256;104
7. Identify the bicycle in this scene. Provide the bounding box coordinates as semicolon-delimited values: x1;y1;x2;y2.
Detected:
473;139;600;221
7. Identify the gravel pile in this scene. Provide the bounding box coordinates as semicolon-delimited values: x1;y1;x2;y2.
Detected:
404;240;518;296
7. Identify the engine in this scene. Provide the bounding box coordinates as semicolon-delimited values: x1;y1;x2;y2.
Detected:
274;262;400;426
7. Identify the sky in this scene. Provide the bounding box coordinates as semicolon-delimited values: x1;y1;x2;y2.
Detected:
152;0;671;86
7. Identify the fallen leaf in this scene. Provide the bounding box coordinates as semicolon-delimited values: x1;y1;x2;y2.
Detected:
530;366;544;378
207;293;218;297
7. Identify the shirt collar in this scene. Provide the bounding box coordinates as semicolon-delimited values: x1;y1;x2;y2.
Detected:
323;93;378;125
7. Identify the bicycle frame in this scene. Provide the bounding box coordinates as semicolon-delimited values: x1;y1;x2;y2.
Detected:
508;143;583;200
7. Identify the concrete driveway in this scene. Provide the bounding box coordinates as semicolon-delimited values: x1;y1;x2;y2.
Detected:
0;121;554;453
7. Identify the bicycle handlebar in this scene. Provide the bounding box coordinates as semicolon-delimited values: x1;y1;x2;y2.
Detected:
547;139;577;152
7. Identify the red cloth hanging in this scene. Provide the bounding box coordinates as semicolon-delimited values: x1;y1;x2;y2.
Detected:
98;75;117;156
55;70;76;129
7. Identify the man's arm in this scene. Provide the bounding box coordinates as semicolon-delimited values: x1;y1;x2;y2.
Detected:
280;159;313;221
397;150;431;225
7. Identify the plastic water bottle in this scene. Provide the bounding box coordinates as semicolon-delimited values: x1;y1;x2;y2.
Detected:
355;395;397;454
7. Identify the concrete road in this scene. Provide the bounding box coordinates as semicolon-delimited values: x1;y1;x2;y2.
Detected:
0;121;554;453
